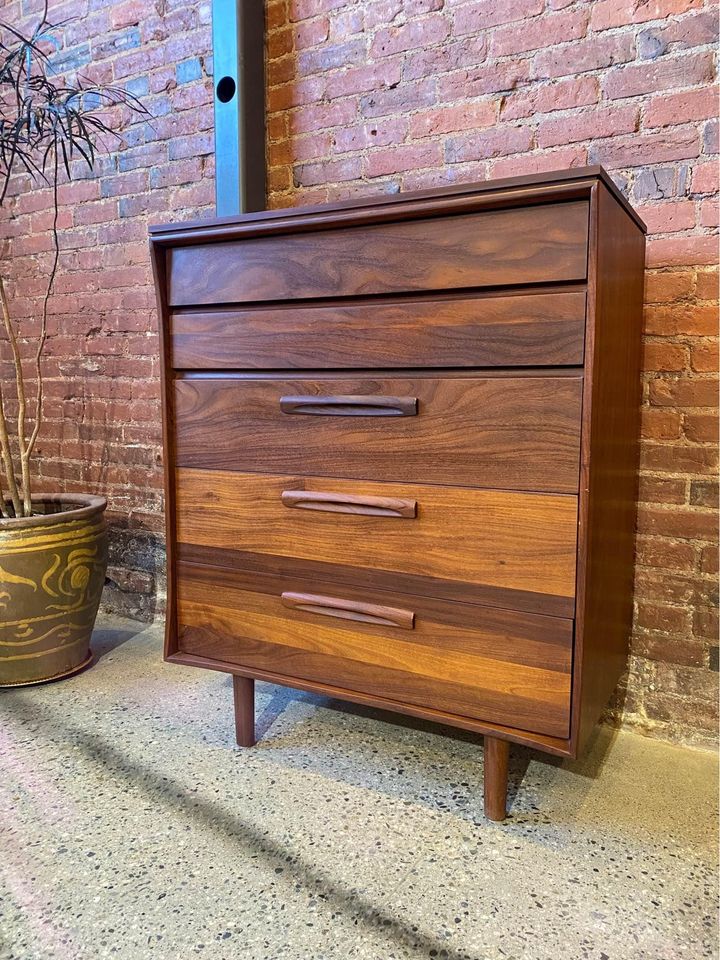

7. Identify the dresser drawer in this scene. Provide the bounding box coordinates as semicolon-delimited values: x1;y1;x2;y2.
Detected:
175;468;578;617
176;563;573;738
175;375;583;494
167;201;589;306
170;290;586;369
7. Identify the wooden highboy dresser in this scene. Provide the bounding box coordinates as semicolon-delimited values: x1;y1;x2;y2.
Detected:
150;167;646;820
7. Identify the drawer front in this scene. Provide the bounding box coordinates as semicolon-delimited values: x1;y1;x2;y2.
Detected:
175;375;583;494
170;290;586;369
175;468;578;617
167;202;589;306
176;563;573;737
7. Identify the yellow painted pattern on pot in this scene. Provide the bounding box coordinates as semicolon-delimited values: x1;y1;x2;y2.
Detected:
0;502;108;686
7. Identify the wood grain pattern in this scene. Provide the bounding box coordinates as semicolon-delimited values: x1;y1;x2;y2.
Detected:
170;289;587;369
484;736;510;821
174;375;584;494
571;181;646;755
176;565;572;737
150;167;645;243
280;591;416;630
167;202;589;306
233;675;255;747
175;468;579;604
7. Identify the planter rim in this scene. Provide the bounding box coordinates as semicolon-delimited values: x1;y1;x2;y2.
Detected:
0;494;107;531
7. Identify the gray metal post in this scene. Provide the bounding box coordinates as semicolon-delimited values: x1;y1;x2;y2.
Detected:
211;0;266;216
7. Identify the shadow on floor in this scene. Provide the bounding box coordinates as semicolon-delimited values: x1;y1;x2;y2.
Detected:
249;679;616;815
7;691;477;960
90;623;147;661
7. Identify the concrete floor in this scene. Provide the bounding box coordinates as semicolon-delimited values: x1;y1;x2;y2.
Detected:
0;618;717;960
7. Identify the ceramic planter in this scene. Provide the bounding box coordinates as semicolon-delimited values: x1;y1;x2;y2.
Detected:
0;495;108;686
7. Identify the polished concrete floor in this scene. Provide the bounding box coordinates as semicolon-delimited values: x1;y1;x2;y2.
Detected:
1;617;717;960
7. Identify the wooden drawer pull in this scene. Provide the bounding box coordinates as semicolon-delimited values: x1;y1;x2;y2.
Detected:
281;490;417;519
281;591;415;630
280;395;418;417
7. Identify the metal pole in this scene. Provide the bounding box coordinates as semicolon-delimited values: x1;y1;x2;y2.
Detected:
211;0;266;216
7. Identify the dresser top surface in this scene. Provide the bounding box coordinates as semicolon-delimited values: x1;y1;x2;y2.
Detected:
149;165;646;241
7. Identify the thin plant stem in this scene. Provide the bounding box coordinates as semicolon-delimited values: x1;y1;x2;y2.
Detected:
0;272;28;508
0;378;21;515
22;149;59;515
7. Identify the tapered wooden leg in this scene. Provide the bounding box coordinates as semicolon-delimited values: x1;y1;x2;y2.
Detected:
484;735;509;821
233;675;255;747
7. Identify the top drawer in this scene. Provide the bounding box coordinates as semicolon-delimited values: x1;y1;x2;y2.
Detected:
167;201;589;307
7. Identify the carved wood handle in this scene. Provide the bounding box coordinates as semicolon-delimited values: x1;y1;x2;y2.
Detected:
280;395;418;417
281;591;415;630
281;490;417;518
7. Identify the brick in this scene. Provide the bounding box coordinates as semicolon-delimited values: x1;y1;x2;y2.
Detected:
695;269;719;301
645;87;720;129
489;9;589;58
636;601;691;634
636;536;696;571
633;633;706;668
409;101;496;138
452;0;544;35
644;270;694;303
298;39;366;73
692;161;720;195
405;36;488;82
438;60;532;101
642;340;688;372
700;199;720;228
641;442;718;475
603;53;715;101
638;506;719;541
690;342;719;373
589;128;699;169
648;376;719;407
638;476;687;503
640;407;683;439
370;16;450;58
500;77;599;122
490;145;588;180
366;142;442;178
446;126;533;163
647;236;719;268
700;545;719;576
532;33;635;80
690;480;720;509
693;608;719;641
636;200;696;234
536;105;638;149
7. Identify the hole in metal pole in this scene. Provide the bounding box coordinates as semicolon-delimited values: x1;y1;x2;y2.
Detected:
216;75;236;103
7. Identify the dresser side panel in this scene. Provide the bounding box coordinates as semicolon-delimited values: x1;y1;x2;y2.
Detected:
150;239;179;659
572;183;646;754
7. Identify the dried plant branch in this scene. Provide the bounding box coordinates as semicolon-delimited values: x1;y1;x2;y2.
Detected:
0;274;28;502
0;7;148;517
0;379;21;516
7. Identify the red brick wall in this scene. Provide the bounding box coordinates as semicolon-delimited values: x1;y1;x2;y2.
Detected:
1;0;717;745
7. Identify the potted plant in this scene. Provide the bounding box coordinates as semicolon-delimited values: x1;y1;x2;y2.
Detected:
0;7;147;685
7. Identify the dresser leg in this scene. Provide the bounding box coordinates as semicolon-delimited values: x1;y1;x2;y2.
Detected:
484;736;509;821
233;675;255;747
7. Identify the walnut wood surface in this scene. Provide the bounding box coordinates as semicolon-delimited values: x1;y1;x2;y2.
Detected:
571;182;646;755
176;564;572;737
174;375;583;494
170;289;587;369
484;736;510;821
175;467;579;605
151;168;647;766
233;675;255;747
280;591;416;630
167;201;589;306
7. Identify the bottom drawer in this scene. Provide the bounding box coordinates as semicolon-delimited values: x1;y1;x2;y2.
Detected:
176;563;573;738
